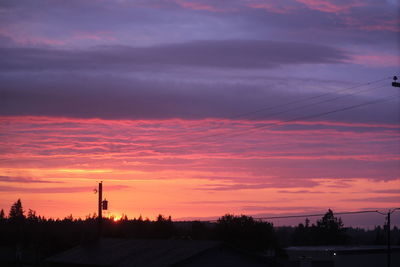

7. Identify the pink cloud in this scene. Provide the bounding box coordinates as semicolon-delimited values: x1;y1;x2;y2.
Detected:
342;17;400;32
72;31;117;41
1;116;399;163
173;0;228;12
0;115;399;219
343;196;400;203
0;28;66;46
0;175;61;183
0;185;130;194
0;27;118;47
0;117;400;203
351;53;400;67
295;0;364;13
245;1;295;14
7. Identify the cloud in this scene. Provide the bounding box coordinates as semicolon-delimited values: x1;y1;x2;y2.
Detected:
0;40;349;72
241;205;319;211
294;0;364;13
1;116;399;185
0;185;130;194
1;69;398;124
196;179;321;191
277;190;325;194
343;196;400;203
372;189;400;194
0;115;399;220
0;0;398;52
0;175;61;183
351;53;400;67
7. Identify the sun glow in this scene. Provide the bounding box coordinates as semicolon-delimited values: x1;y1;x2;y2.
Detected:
109;215;121;222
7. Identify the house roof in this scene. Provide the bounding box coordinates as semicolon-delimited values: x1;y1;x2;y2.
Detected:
46;238;222;267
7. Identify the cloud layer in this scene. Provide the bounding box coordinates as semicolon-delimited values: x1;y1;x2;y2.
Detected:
0;116;398;220
0;40;349;71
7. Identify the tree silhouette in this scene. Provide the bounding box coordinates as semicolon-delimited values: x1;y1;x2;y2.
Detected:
154;214;174;238
0;209;5;220
317;209;343;229
9;199;25;223
292;218;314;245
27;209;39;223
316;209;347;245
217;214;277;251
292;210;348;245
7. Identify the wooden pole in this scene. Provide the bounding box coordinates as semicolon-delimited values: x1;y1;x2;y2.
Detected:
98;182;102;237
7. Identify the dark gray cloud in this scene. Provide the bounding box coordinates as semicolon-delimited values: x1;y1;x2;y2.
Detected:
1;71;398;124
0;2;398;124
0;40;349;71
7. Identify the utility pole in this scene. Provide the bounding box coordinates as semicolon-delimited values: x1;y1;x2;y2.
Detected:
387;210;391;267
98;181;103;237
386;76;399;267
95;181;109;239
392;76;400;87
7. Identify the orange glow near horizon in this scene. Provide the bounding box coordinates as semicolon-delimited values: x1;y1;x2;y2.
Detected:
0;116;399;226
110;215;122;222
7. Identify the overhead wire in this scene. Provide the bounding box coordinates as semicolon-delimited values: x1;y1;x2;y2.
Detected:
228;77;390;120
202;208;400;223
142;77;390;149
256;210;382;221
207;89;399;143
145;82;397;150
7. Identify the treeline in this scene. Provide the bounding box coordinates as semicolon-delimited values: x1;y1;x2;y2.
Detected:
1;199;399;260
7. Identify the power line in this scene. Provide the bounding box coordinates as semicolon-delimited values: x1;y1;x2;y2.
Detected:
255;210;381;221
203;208;400;222
145;84;395;151
229;77;389;120
144;77;390;149
166;90;399;147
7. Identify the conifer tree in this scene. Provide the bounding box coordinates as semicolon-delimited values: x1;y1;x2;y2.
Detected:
9;199;25;223
0;209;5;220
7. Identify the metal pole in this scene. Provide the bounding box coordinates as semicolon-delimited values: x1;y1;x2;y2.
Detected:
387;211;391;267
98;182;103;237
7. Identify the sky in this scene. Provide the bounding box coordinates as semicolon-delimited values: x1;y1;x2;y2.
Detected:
0;0;399;227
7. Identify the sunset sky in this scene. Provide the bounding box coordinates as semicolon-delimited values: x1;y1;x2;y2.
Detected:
0;0;399;227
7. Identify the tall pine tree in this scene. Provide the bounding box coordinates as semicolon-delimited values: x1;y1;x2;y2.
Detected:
9;199;25;223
